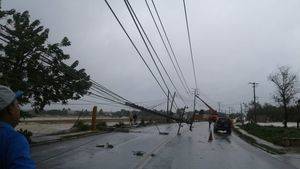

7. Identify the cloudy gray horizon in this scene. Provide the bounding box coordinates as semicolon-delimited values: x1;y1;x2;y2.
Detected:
3;0;300;112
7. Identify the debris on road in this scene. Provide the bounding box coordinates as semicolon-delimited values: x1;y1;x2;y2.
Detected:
96;142;114;149
133;151;145;156
154;124;170;135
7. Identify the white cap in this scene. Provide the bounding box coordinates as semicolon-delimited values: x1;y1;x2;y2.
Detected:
0;85;22;110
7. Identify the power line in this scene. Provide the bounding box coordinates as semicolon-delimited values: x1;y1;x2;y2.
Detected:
88;92;126;105
104;0;168;99
78;98;117;105
146;0;191;94
39;45;129;103
146;101;166;109
40;4;165;107
151;0;191;93
2;29;193;123
51;99;128;108
145;0;189;95
40;52;173;112
39;54;129;105
124;0;172;98
90;79;130;102
89;87;124;103
124;0;186;105
182;0;197;89
2;20;132;107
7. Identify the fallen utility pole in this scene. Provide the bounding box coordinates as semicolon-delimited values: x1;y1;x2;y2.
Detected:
125;102;188;124
195;95;218;114
170;92;176;115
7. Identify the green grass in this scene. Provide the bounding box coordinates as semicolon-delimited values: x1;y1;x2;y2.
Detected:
240;123;300;146
233;127;285;154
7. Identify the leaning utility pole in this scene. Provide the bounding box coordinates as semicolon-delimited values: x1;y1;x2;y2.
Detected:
240;103;245;125
228;107;231;114
249;82;259;123
167;92;176;123
91;106;97;131
240;103;243;114
167;90;170;113
193;89;197;115
190;89;198;131
296;99;300;128
177;106;188;135
170;92;176;114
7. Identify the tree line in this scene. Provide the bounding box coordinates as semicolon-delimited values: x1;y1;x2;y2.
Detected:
247;66;299;127
247;102;300;122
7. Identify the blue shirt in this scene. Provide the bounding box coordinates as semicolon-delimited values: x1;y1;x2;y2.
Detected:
0;122;35;169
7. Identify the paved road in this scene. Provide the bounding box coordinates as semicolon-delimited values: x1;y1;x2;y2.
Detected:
31;122;299;169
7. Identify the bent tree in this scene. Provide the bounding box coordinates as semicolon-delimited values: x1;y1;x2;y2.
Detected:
0;8;92;111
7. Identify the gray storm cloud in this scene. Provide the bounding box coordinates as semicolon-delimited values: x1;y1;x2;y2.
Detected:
3;0;300;112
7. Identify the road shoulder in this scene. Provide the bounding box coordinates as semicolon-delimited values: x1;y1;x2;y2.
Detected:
233;125;286;154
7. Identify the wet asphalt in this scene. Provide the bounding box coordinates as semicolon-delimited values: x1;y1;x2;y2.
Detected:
31;122;299;169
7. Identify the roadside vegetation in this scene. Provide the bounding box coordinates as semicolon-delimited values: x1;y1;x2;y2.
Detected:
73;121;90;131
233;127;285;154
245;66;299;127
240;123;300;146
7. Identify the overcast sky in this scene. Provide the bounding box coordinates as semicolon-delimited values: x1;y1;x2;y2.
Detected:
3;0;300;112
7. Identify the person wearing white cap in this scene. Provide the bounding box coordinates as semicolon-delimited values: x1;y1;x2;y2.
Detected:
0;85;35;169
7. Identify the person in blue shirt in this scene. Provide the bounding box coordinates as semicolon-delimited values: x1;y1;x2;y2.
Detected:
0;85;35;169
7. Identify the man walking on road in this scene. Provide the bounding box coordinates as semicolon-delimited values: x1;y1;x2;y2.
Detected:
0;85;35;169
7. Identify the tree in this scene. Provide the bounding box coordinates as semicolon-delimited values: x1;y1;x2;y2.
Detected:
0;8;92;111
268;66;298;128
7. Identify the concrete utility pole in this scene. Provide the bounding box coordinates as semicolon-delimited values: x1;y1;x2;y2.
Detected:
193;89;197;116
167;92;176;123
177;106;188;135
240;103;244;125
170;92;176;114
167;90;170;113
249;82;259;123
297;99;300;128
240;103;243;114
190;89;198;131
218;102;221;113
91;106;97;131
166;90;170;123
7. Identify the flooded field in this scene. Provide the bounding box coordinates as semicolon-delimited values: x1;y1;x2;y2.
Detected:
17;123;73;136
17;116;130;136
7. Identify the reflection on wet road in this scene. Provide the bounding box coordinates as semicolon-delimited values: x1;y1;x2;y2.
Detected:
31;122;299;169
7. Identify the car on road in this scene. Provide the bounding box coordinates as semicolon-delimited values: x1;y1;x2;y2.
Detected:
213;117;232;134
